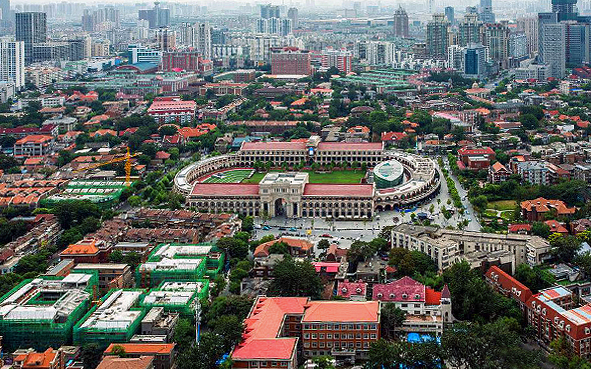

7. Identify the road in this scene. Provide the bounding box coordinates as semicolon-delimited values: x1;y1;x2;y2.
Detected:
251;156;481;247
442;156;482;232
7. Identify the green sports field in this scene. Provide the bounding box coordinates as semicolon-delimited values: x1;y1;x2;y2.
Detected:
242;170;366;184
202;169;255;183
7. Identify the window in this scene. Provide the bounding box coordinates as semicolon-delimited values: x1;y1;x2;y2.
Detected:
363;333;368;339
334;333;340;339
312;334;317;339
312;342;317;348
272;362;277;367
356;324;362;330
281;363;287;367
304;324;310;329
370;334;377;339
261;362;268;367
304;343;310;348
304;333;310;339
327;342;333;348
356;333;361;339
319;342;325;348
356;342;362;348
348;334;354;339
327;334;333;339
319;334;325;339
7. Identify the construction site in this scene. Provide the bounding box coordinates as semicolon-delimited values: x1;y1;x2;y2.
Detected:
0;272;98;352
40;180;129;209
140;281;209;319
136;243;224;288
73;289;147;348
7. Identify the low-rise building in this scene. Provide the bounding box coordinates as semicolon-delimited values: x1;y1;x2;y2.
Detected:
147;99;196;124
104;343;175;369
520;197;576;222
13;135;55;157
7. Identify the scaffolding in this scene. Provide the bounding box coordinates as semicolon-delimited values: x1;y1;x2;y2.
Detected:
139;280;210;319
73;289;146;349
135;243;218;288
0;271;98;352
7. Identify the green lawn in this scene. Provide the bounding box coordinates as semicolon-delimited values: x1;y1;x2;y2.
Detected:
241;170;366;184
203;169;254;183
487;200;517;211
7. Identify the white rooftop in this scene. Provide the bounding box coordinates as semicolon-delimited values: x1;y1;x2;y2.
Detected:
79;290;142;331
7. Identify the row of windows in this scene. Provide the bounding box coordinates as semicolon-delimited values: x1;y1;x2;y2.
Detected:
248;361;289;368
303;323;377;330
304;333;378;340
304;341;370;349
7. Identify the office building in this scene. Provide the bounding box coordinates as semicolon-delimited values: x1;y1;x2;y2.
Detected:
288;7;298;29
138;2;170;29
426;14;449;60
161;50;201;72
445;6;455;25
458;13;482;47
509;33;528;59
542;22;566;78
356;40;396;66
537;12;558;63
564;21;589;67
463;43;487;78
393;6;409;38
0;39;24;90
553;0;578;21
0;0;9;22
479;0;495;23
81;7;120;32
447;44;465;70
129;44;162;65
15;12;46;65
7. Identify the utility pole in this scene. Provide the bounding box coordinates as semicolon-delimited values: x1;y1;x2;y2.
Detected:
195;300;201;344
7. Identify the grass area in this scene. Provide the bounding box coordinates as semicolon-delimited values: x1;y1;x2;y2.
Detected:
202;169;255;183
241;170;366;184
483;209;499;218
499;210;514;221
487;200;517;211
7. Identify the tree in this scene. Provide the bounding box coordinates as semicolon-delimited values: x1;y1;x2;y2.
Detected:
177;332;227;369
441;318;541;369
268;256;322;298
216;237;249;260
210;314;245;351
80;343;103;369
548;337;591;369
514;263;554;293
110;345;127;357
206;295;253;326
471;195;488;211
532;222;551;238
241;216;254;232
268;241;289;254
52;200;101;229
380;302;406;339
551;235;582;263
442;261;520;322
317;239;330;250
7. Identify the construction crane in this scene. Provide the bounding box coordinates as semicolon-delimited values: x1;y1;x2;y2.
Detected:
74;147;140;186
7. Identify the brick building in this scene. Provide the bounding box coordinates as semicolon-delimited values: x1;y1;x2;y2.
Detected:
231;297;380;368
147;98;197;124
457;146;496;170
13;135;55;157
271;47;312;76
520;197;576;222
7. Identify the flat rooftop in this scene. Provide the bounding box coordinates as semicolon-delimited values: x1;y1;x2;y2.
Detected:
0;277;91;322
79;290;142;331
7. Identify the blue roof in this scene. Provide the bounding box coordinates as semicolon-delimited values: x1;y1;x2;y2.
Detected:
123;62;158;72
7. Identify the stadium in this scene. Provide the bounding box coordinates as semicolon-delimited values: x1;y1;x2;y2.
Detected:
174;136;440;219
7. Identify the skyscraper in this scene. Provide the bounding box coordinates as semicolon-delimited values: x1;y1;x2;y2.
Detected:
483;22;510;68
138;2;170;29
393;6;409;38
463;43;487;78
564;21;588;67
156;28;176;51
287;8;298;29
537;12;558;63
15;12;46;65
260;4;280;19
0;39;25;89
458;13;482;47
479;0;495;23
195;23;212;59
426;14;449;60
542;22;566;78
552;0;578;21
0;0;9;22
445;6;455;25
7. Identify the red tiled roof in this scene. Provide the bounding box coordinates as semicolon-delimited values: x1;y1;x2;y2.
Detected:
191;183;260;196
96;356;154;369
425;288;442;305
15;135;53;144
311;262;340;273
337;280;367;298
373;276;425;302
520;197;576;216
485;266;532;304
302;301;379;322
241;141;307;150
317;142;383;151
508;224;532;233
15;348;57;369
232;297;308;361
458;146;495;156
105;343;175;355
303;184;373;197
381;131;407;142
254;237;313;257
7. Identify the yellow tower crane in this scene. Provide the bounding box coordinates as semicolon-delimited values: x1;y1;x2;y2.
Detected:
73;147;140;186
